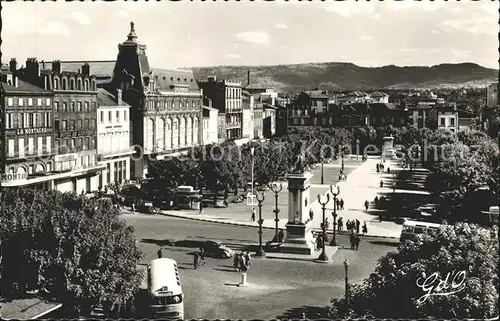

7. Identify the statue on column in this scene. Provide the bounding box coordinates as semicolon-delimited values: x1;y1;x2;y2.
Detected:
293;150;306;174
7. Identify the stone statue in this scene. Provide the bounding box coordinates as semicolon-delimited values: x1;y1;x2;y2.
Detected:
293;151;306;173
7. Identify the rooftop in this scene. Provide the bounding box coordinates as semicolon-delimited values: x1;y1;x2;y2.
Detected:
1;77;51;94
152;68;199;92
97;88;129;107
41;60;116;77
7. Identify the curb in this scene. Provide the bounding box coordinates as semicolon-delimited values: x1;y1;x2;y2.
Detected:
156;212;400;240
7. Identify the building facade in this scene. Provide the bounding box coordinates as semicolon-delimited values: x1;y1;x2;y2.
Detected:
107;22;203;178
242;91;254;140
263;104;277;138
217;113;227;142
437;104;459;133
198;77;243;140
1;66;54;189
486;83;498;108
96;88;133;189
202;105;218;145
288;90;329;127
253;104;263;139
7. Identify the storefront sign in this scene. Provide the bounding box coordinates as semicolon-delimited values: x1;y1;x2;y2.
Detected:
1;172;28;181
5;128;51;136
54;153;78;163
58;131;94;138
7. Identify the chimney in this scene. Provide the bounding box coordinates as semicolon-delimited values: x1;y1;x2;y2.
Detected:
9;58;17;73
82;62;90;75
26;58;40;78
117;88;123;105
52;60;61;73
41;60;46;70
247;70;250;87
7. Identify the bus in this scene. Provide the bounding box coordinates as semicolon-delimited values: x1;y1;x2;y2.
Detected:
400;220;443;243
147;258;184;319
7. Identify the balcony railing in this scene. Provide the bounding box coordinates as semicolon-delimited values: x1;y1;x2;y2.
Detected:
226;122;242;128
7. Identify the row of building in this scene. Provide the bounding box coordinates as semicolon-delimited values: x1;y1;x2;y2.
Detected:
0;22;283;193
1;22;498;194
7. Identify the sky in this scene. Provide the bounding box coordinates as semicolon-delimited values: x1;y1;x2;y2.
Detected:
2;0;499;69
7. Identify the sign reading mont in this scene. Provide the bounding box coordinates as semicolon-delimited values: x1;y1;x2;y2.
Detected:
1;172;28;181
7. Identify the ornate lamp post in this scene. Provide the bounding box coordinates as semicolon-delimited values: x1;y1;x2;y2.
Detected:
330;184;340;246
251;146;255;214
356;139;360;160
341;151;345;173
316;193;331;262
344;259;350;309
321;157;325;185
270;182;283;241
255;188;266;257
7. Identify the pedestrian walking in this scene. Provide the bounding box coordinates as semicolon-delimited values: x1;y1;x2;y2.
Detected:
349;232;355;250
380;180;384;188
193;251;199;269
233;253;240;271
239;252;247;272
131;201;136;214
364;200;369;211
315;235;321;251
199;247;206;266
223;199;228;207
362;222;368;235
374;196;379;208
244;252;252;269
157;248;163;258
376;163;380;172
309;208;314;220
336;198;340;210
338;217;343;232
251;208;256;222
355;219;360;234
387;167;391;174
346;219;351;232
340;198;344;210
325;217;330;230
338;174;343;181
278;229;285;243
354;234;361;250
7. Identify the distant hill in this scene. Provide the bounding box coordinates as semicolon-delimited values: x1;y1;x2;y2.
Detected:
192;62;498;92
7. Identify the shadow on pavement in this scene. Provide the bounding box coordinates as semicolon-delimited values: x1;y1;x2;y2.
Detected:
369;240;400;247
276;305;331;319
218;265;235;269
213;268;236;272
140;238;175;247
223;282;240;287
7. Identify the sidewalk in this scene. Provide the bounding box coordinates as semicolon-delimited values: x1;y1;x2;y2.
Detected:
123;156;417;239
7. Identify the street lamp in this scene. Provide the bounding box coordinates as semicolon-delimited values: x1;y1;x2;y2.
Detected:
270;182;283;242
316;193;331;263
330;185;340;246
341;149;345;173
344;259;350;310
356;139;360;160
321;157;325;185
255;188;266;257
251;147;255;214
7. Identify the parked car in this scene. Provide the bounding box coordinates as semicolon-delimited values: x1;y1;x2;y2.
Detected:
202;241;234;259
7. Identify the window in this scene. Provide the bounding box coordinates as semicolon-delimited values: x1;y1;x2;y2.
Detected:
100;111;104;123
70;119;75;131
55;101;59;112
19;98;24;106
27;138;34;155
77;101;82;112
92;119;96;129
62;120;67;131
6;114;12;129
46;136;51;153
70;101;75;112
124;110;127;121
71;138;76;150
78;119;83;129
85;102;90;112
8;139;15;157
18;138;25;157
28;98;33;106
85;119;89;129
63;102;68;112
450;117;455;126
28;113;34;128
46;98;51;106
440;117;445;126
7;98;13;106
116;110;120;122
108;111;112;122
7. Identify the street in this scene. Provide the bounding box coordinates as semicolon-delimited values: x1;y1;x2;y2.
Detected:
121;214;399;319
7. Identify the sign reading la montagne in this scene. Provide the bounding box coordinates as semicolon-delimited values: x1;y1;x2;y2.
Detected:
5;128;51;136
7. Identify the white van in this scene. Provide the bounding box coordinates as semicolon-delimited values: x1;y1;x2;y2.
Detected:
400;220;443;243
147;258;184;319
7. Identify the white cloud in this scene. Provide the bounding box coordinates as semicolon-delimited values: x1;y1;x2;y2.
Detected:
235;31;270;45
116;10;130;18
225;54;241;59
3;13;70;37
358;35;373;41
431;29;438;34
69;11;91;25
274;23;288;29
325;2;376;16
370;13;381;20
451;49;472;58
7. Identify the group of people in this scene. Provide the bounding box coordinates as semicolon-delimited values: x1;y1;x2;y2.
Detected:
377;162;391;175
313;231;328;250
349;232;361;250
193;247;207;269
338;218;368;235
334;198;345;211
233;252;252;272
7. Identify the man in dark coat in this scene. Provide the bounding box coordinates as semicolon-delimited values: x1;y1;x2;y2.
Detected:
340;198;344;210
349;232;355;250
354;234;361;250
193;251;199;269
355;219;360;234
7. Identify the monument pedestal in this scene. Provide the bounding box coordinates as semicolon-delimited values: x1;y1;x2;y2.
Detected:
382;136;396;160
279;222;314;255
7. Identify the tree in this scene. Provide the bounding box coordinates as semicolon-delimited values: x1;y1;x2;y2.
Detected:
0;189;143;316
330;223;499;319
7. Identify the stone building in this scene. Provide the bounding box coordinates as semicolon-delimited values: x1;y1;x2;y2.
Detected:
105;22;203;178
198;76;243;140
96;88;133;189
0;63;54;189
